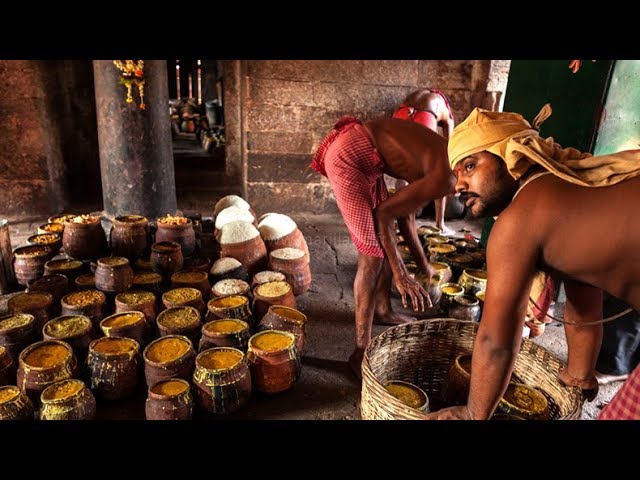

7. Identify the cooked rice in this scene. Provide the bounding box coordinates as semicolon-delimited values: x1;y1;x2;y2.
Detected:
210;257;242;274
257;213;297;240
213;195;251;216
213;279;250;296
215;206;255;230
219;221;259;244
271;247;305;260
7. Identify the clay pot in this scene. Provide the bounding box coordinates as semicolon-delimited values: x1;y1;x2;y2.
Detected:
0;313;37;363
87;336;141;400
8;292;54;334
209;258;249;285
0;385;34;420
145;378;193;420
384;380;430;412
199;319;251;352
457;269;487;297
448;294;481;322
143;335;196;387
39;379;96;420
94;257;134;293
156;306;202;346
0;346;16;386
431;262;453;284
444;353;472;406
110;215;150;260
134;257;153;272
206;295;253;329
219;235;267;277
132;272;163;297
27;274;70;316
61;290;107;328
17;340;78;405
211;279;251;299
183;256;211;273
257;306;307;354
443;253;475;281
497;382;550;420
42;315;94;364
150;241;184;277
162;288;206;317
115;290;157;329
170;269;210;301
38;222;65;236
251;270;286;289
27;233;62;256
252;281;296;323
74;274;95;290
246;330;301;394
192;347;252;414
100;311;148;347
423;234;449;247
155;217;196;257
438;283;465;313
427;244;457;264
13;245;53;286
62;216;108;260
268;248;311;295
476;291;486;318
262;228;310;260
44;258;85;281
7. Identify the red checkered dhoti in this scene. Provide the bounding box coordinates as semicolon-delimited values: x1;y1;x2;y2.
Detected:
310;116;388;258
599;363;640;420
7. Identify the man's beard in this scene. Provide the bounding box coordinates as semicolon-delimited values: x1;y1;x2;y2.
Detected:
464;168;517;218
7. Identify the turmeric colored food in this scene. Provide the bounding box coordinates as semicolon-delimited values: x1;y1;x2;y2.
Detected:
501;383;548;416
0;386;20;404
251;332;293;351
271;306;306;324
92;337;137;355
30;234;60;245
442;285;463;295
210;295;246;309
44;316;90;338
23;344;70;368
64;290;104;307
256;281;290;298
164;288;200;304
172;270;207;282
430;244;456;253
158;214;189;225
14;245;50;257
198;349;243;370
50;214;77;224
42;379;83;401
40;223;64;234
467;269;487;280
71;214;99;224
158;307;200;329
75;274;95;287
116;215;147;223
9;292;51;309
133;272;162;284
150;379;189;396
98;257;129;267
205;319;246;334
117;291;155;305
146;337;190;363
102;312;143;328
0;313;33;331
385;381;427;409
46;259;83;270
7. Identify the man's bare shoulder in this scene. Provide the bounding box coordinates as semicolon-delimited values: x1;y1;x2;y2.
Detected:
366;117;445;144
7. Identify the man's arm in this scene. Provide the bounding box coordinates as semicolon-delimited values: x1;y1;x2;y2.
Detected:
425;209;538;419
374;172;455;311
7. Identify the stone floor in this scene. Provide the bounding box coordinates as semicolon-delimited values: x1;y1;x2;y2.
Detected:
1;212;622;420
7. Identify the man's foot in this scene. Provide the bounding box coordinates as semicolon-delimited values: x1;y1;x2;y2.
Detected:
558;368;599;401
348;351;364;380
438;225;456;236
373;311;416;325
594;370;629;385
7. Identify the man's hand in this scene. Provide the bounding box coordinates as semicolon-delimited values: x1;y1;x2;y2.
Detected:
424;405;473;420
394;273;431;311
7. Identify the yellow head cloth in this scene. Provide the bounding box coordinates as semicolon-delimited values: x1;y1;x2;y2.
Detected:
448;104;640;187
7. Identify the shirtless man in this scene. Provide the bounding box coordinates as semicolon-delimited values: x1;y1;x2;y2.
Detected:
393;89;456;235
311;116;456;377
424;105;640;420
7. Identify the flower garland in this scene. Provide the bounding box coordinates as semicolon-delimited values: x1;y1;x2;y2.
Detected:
113;60;146;109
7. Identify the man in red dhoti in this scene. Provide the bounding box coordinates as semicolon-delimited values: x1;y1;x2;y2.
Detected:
393;88;456;235
311;116;456;377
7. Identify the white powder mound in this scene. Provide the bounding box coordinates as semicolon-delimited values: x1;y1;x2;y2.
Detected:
219;221;260;245
215;206;255;230
210;257;242;274
253;270;286;285
271;247;305;260
213;279;250;296
258;213;297;240
258;212;276;223
214;195;251;217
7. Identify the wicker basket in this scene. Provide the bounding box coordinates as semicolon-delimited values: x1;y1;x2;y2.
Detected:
361;319;583;420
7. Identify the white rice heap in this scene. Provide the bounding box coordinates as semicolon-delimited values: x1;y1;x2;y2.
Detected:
219;221;260;245
215;206;255;230
271;247;305;260
253;270;286;285
210;257;242;275
258;212;277;223
257;213;297;240
213;279;250;296
214;195;251;217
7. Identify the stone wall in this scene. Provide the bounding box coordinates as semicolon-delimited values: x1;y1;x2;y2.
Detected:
229;60;510;214
0;60;100;223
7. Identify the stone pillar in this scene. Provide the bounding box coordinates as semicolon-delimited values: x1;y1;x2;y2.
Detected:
93;60;177;220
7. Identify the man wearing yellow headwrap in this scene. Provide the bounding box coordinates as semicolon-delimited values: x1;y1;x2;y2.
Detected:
425;104;640;420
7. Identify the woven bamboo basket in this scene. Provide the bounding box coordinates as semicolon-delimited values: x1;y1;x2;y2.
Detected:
361;319;583;420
